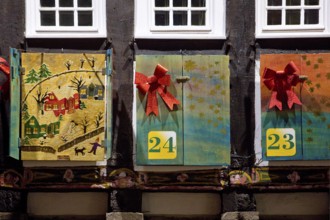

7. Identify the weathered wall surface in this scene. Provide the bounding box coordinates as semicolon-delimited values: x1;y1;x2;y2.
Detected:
0;0;25;60
226;0;256;167
0;0;329;218
106;0;135;168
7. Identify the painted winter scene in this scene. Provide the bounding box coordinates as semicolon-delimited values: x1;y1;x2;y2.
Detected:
20;53;108;161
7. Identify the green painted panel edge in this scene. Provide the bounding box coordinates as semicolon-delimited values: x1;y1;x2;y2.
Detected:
105;49;112;159
9;48;21;160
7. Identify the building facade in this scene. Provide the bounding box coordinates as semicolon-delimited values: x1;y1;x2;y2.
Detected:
0;0;329;219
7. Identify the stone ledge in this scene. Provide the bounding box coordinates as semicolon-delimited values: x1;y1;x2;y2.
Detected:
106;212;143;220
259;215;329;220
221;211;259;220
0;212;27;220
27;215;105;220
144;215;220;220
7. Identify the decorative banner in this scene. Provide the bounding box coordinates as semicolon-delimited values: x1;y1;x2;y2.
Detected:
21;53;107;161
135;64;180;116
0;166;329;190
263;61;302;111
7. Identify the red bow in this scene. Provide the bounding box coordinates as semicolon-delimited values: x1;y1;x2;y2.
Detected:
0;57;10;99
135;64;180;116
263;61;302;111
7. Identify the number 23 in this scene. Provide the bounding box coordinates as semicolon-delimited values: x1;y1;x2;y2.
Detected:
268;133;295;150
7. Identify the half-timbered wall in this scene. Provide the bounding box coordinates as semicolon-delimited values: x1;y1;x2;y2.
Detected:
0;0;329;219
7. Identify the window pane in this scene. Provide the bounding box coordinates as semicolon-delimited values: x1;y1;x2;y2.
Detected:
78;0;92;7
155;0;169;7
59;0;73;7
59;11;74;26
267;10;282;25
286;0;301;6
155;11;169;25
305;0;319;5
268;0;282;6
40;11;55;26
173;0;187;7
305;9;319;24
173;11;187;25
191;0;206;7
191;11;205;25
78;11;93;26
40;0;55;7
286;10;300;24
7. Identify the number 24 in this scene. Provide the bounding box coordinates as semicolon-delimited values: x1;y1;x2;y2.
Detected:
149;136;174;153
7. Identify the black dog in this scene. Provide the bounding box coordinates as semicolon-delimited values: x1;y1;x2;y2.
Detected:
75;147;86;156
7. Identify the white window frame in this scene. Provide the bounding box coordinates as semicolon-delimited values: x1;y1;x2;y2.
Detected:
256;0;330;38
134;0;226;39
25;0;107;38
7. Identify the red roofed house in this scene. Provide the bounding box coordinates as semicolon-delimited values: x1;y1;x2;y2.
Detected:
44;92;80;117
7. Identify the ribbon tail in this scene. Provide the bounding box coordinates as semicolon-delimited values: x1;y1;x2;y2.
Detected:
269;91;283;111
286;90;302;109
146;90;159;116
158;87;180;110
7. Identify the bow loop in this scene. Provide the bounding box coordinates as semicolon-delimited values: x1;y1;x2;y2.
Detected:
263;61;302;111
157;74;171;86
0;57;10;100
263;68;276;90
0;57;10;75
135;72;150;94
147;75;158;84
284;61;300;75
135;64;180;116
135;72;148;84
154;64;168;78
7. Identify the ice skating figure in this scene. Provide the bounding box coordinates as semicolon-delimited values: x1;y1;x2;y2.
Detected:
88;137;102;155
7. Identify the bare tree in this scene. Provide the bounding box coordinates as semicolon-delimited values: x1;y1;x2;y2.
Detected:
79;115;90;134
33;88;48;115
80;58;85;68
95;111;104;128
65;60;73;70
69;76;86;94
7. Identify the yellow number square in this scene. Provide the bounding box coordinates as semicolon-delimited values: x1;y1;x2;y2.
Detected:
148;131;177;160
266;128;296;157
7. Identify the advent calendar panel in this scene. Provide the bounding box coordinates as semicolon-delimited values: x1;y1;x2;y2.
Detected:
11;52;112;161
260;53;330;160
135;54;230;165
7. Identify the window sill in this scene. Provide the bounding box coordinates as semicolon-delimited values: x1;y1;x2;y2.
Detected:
134;33;226;40
256;31;330;39
25;31;107;39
